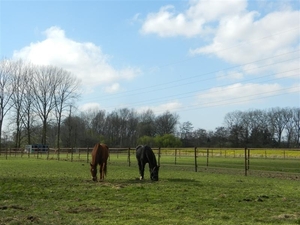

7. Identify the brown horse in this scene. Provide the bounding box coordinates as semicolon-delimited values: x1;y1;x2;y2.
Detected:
90;143;109;181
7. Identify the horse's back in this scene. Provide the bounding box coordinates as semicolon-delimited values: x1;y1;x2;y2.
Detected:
136;145;156;164
92;143;109;165
100;144;109;159
136;145;146;160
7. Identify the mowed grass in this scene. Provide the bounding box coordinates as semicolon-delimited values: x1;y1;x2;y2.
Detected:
0;157;300;225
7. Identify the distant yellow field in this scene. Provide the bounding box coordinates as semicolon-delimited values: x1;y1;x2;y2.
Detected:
151;148;300;159
1;147;300;160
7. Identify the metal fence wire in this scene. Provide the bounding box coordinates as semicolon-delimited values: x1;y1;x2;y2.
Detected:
1;147;299;178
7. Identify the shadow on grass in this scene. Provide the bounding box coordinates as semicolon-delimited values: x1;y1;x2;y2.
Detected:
165;178;200;183
84;177;202;189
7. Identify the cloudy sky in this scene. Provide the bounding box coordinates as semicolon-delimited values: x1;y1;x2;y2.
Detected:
1;0;299;130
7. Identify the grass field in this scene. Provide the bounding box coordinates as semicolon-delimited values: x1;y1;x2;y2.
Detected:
0;156;300;225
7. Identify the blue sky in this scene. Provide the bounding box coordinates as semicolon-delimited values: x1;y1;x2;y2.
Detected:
1;0;299;131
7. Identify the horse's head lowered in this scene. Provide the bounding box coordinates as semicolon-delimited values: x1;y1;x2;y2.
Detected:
150;166;160;181
90;163;97;181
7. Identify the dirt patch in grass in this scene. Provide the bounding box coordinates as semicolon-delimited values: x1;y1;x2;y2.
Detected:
66;205;102;214
273;213;300;221
27;215;40;223
0;205;26;211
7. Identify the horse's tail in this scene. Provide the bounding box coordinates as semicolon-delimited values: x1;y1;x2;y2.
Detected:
103;144;109;176
104;162;107;176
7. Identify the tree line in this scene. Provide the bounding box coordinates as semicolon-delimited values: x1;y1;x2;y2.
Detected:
1;59;299;149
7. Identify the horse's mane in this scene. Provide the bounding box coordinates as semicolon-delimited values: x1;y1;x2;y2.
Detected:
141;145;158;168
91;143;100;166
136;145;143;150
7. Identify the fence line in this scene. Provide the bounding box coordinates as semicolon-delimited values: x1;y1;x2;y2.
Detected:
1;147;299;177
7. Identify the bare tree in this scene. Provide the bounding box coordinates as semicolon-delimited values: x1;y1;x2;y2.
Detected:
61;115;90;147
31;65;61;144
105;111;120;146
213;127;229;147
155;111;179;135
54;70;80;148
179;121;194;139
224;110;243;129
116;108;139;147
137;109;156;137
0;59;14;148
9;60;33;147
124;109;138;147
91;110;107;137
80;108;100;145
193;128;208;147
224;111;244;147
292;108;300;147
267;107;288;147
283;107;295;147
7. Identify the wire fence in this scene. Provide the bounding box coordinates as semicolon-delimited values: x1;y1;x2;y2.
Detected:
1;147;299;178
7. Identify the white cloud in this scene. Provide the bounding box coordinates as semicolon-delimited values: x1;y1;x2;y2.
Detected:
140;4;203;37
140;0;247;37
12;26;141;88
191;10;300;65
104;83;121;93
288;82;300;94
137;100;182;114
79;102;101;112
141;0;299;80
196;83;283;107
186;0;247;22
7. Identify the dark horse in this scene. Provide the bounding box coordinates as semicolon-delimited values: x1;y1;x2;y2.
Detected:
90;143;109;181
136;145;159;181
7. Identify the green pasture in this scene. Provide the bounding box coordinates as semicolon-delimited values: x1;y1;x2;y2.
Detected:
0;157;300;225
2;150;300;175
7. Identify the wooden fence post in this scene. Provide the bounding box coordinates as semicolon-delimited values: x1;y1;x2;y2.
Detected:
206;148;209;167
245;148;247;176
86;147;89;163
158;147;161;166
244;147;250;176
175;148;177;165
247;148;250;170
194;147;197;172
71;147;74;162
128;147;131;167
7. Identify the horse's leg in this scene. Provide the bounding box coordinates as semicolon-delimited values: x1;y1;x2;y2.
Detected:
103;162;106;180
101;162;106;181
99;163;103;181
138;161;145;180
92;164;98;181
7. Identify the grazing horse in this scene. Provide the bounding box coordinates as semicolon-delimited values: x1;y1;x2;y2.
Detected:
90;143;109;181
136;145;159;181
